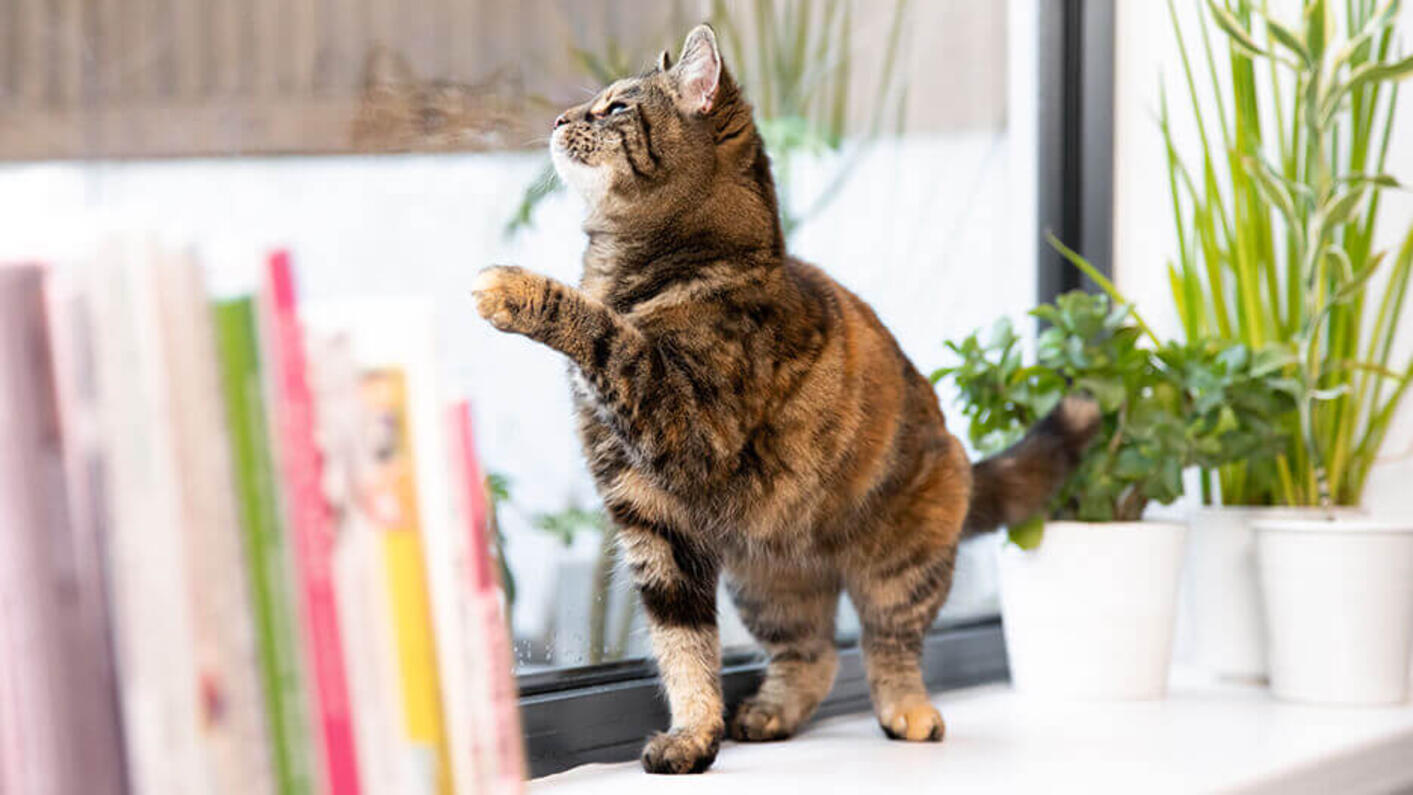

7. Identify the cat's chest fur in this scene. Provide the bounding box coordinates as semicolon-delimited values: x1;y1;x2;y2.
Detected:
568;265;855;560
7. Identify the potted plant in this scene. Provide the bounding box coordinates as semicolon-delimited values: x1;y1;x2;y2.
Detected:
1151;0;1413;693
938;290;1290;699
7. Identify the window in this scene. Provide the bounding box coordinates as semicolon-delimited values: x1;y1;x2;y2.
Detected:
0;0;1113;779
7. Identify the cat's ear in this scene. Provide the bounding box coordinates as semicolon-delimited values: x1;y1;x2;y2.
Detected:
672;24;722;114
657;49;673;72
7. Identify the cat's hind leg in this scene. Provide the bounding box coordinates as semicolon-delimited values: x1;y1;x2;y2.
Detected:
727;565;841;742
844;471;966;743
845;545;954;742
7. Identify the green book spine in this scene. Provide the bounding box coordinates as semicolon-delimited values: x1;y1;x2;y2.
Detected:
212;298;314;795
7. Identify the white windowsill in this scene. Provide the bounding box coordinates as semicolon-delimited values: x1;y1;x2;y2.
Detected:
530;669;1413;794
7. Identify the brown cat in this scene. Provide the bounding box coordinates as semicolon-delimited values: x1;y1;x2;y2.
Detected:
474;25;1098;774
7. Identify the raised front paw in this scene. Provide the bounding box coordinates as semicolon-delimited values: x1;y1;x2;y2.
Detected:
877;697;945;742
472;265;545;333
640;726;723;775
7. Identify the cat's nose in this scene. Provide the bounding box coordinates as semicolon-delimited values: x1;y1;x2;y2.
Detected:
553;112;571;129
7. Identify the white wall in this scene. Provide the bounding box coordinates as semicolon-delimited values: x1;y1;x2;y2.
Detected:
1113;1;1413;518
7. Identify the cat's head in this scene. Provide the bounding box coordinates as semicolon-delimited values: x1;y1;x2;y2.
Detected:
550;24;777;240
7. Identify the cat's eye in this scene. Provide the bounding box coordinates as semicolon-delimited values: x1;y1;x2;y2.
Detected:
604;101;630;116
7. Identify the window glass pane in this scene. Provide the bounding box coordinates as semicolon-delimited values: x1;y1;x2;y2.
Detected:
0;0;1036;675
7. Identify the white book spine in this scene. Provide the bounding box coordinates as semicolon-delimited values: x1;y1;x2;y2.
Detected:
88;241;207;795
153;249;276;795
401;314;478;795
311;332;405;795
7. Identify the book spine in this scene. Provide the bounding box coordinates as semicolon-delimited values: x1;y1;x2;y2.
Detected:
309;331;403;795
0;265;68;794
440;403;487;795
263;251;361;795
391;331;471;795
451;403;526;792
43;266;131;795
155;251;275;795
95;244;207;795
213;297;315;795
357;369;452;795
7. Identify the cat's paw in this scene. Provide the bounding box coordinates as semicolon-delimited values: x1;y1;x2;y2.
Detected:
877;697;945;742
472;265;542;333
729;697;796;742
640;726;722;775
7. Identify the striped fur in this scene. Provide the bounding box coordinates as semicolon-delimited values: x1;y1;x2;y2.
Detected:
474;24;1098;774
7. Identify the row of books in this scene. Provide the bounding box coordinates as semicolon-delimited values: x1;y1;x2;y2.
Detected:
0;246;523;795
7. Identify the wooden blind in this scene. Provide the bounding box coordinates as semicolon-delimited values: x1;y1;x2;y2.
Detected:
0;0;1004;161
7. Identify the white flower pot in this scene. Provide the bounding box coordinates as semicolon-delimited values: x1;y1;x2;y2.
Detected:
1254;517;1413;706
1182;506;1360;682
999;520;1187;700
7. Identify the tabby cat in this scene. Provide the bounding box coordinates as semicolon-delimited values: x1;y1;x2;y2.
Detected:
473;25;1098;774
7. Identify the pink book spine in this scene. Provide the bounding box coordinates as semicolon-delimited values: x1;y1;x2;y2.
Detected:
453;403;526;788
265;250;362;795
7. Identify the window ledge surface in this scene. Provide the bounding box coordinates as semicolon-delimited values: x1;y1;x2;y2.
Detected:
530;669;1413;794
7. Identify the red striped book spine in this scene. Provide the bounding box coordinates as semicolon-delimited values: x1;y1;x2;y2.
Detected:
452;403;526;789
264;250;362;795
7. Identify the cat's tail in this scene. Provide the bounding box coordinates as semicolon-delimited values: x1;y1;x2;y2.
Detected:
962;395;1101;536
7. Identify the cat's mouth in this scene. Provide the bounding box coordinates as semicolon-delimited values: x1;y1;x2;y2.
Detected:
550;131;608;202
548;128;576;160
550;126;590;164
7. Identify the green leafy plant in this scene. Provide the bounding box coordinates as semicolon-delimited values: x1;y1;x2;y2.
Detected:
1159;0;1413;506
485;472;516;608
935;291;1293;547
531;504;606;547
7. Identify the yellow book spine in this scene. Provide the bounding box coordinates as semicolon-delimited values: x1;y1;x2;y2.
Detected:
360;369;453;795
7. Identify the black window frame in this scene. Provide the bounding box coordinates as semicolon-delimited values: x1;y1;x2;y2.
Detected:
519;0;1115;778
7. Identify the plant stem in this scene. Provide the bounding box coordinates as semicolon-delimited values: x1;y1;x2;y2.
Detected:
587;525;619;665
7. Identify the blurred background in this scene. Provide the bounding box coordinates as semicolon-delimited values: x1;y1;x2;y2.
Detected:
0;0;1038;673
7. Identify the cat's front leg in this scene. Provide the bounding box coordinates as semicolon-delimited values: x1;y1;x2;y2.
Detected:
473;265;569;339
610;505;724;774
474;265;726;481
473;265;633;366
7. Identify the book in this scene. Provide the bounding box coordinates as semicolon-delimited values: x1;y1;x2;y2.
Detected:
309;330;406;795
1;248;529;794
358;368;454;795
0;264;63;795
448;402;527;794
43;263;131;795
85;241;207;794
0;263;128;795
153;249;276;795
260;251;362;795
212;295;316;795
303;300;456;795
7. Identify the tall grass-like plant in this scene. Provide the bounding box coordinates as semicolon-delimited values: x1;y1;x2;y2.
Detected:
507;0;912;239
1156;0;1413;506
709;0;911;237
